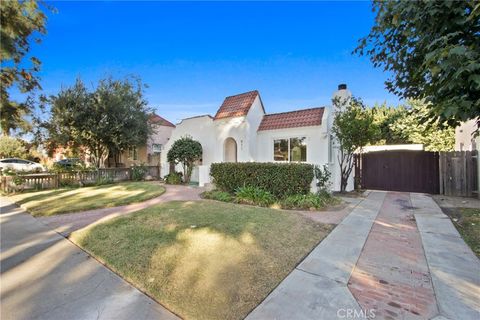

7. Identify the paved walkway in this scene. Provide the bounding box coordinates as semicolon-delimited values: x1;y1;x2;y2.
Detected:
348;192;438;319
0;197;179;320
37;184;204;236
247;191;480;320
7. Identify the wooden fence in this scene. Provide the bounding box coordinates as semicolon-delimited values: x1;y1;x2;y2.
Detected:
354;150;479;198
1;166;161;193
439;151;478;197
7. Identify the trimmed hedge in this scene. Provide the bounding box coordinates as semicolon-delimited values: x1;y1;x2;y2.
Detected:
210;162;314;198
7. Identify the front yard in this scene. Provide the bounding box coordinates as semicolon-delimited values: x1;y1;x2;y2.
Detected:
7;181;166;216
70;200;333;320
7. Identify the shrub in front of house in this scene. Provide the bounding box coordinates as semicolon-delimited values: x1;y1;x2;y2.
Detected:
202;190;234;202
210;162;314;198
131;163;148;181
165;171;183;185
280;192;339;210
234;186;276;207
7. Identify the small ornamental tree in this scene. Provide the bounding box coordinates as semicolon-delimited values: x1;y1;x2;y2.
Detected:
332;97;379;192
167;136;202;184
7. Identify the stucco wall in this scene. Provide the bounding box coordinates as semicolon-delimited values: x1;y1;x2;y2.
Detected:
455;119;478;151
160;115;216;179
255;125;329;164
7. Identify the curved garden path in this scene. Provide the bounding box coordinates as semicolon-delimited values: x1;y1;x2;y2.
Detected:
37;184;205;236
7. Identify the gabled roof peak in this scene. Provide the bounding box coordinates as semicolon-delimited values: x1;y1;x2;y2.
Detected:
214;90;259;120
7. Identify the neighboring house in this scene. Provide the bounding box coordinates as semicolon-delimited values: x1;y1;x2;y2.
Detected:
455;118;479;151
107;113;175;167
161;85;355;191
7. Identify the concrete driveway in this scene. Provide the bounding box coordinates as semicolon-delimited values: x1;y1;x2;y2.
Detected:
0;197;179;320
248;191;480;320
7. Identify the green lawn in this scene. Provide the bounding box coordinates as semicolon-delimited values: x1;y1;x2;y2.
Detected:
8;182;166;216
71;200;333;320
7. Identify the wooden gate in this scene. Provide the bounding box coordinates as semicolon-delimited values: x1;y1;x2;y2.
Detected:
355;150;440;194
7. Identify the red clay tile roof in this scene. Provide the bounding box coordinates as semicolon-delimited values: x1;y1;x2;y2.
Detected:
149;114;175;127
258;107;325;131
214;90;259;120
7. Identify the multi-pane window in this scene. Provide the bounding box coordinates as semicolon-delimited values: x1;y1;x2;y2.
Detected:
152;144;162;154
129;146;138;160
273;137;307;162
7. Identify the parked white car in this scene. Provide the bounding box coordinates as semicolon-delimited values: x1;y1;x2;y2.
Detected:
0;158;46;173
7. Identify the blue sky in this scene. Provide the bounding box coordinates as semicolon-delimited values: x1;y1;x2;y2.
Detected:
19;1;401;123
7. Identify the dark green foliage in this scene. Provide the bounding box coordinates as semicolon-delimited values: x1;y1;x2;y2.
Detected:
167;136;202;184
235;186;275;207
42;77;151;168
281;192;339;210
355;1;480;128
202;190;234;202
164;171;183;185
210;162;314;198
131;164;148;181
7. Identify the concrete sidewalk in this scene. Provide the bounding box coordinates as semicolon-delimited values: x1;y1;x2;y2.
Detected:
0;197;179;320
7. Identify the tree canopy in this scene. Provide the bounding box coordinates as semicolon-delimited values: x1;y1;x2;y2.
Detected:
42;77;152;168
388;100;455;152
167;136;202;184
1;0;52;136
355;1;480;128
0;136;27;158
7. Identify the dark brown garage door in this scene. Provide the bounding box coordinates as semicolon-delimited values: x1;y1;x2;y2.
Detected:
356;150;440;194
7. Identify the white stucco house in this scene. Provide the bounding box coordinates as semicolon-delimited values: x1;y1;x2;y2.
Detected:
161;84;354;191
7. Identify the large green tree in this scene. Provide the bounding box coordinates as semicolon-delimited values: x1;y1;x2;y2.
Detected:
1;0;51;136
389;100;455;152
355;1;480;128
332;97;379;192
43;77;152;168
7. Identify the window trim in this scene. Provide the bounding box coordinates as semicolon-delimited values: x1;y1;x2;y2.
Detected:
272;136;308;163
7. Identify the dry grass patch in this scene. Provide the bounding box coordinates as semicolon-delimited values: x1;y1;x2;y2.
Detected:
8;182;166;216
71;200;333;320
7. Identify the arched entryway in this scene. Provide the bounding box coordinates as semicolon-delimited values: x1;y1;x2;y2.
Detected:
224;137;237;162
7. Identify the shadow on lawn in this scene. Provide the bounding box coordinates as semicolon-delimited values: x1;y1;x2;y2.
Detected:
70;200;331;320
9;182;165;216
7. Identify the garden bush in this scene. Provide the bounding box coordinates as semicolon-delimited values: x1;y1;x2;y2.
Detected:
235;186;275;207
210;162;314;198
131;163;148;181
165;171;183;185
280;192;339;210
202;190;233;202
